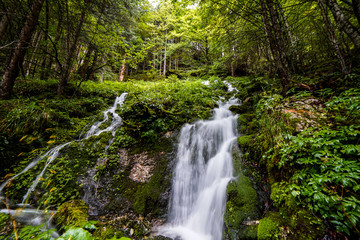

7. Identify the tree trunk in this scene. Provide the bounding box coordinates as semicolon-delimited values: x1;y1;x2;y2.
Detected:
260;0;291;93
119;53;127;82
57;5;86;95
78;45;94;79
0;0;44;99
87;49;98;80
326;0;360;49
318;0;349;74
26;31;43;76
41;4;63;80
163;31;167;76
0;15;9;41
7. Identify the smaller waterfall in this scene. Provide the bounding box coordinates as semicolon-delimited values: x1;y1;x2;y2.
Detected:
0;92;128;203
158;88;239;240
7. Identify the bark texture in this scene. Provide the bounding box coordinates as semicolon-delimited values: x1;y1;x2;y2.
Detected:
0;0;44;99
57;6;86;95
260;0;291;94
318;0;349;74
326;0;360;49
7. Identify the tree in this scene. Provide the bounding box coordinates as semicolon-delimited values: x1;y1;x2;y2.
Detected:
0;0;44;99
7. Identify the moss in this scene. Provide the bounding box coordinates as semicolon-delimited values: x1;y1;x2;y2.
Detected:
235;88;249;100
237;135;252;152
54;199;89;231
131;153;171;216
237;225;258;240
229;102;252;114
257;212;282;240
224;148;261;240
93;225;116;240
270;182;325;240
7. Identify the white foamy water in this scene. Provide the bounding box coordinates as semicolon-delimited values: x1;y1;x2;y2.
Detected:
158;88;239;240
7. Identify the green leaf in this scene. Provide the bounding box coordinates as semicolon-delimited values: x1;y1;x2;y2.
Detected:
58;227;94;240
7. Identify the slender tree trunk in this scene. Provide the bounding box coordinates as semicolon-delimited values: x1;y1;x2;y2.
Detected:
26;31;43;76
318;0;349;74
78;45;94;78
87;49;98;80
119;53;127;82
163;31;167;76
261;0;291;94
0;0;44;99
57;5;86;95
0;15;9;41
326;0;360;48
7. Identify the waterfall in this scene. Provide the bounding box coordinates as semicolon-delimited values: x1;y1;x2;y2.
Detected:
158;87;239;240
0;92;128;203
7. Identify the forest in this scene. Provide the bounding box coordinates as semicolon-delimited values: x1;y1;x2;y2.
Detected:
0;0;360;239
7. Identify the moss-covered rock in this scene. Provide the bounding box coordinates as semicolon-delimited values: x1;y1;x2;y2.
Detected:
54;199;89;231
237;135;252;152
238;113;255;125
270;182;325;240
257;212;282;240
224;148;261;240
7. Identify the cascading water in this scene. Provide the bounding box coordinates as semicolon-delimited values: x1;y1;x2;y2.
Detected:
158;85;239;240
0;92;127;224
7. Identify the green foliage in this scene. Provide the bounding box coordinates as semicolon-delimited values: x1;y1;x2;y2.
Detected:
256;86;360;236
118;78;221;144
278;126;360;235
5;224;55;240
325;88;360;124
54;200;89;231
58;227;94;240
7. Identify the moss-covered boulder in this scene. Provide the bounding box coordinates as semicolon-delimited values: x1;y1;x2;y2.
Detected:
224;148;261;240
237;135;252;152
257;212;282;240
54;199;89;231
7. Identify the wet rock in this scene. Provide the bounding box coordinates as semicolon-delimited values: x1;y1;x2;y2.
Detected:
129;152;156;183
281;97;326;132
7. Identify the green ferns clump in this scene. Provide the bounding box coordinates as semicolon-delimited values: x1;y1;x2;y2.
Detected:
256;87;360;237
54;200;89;231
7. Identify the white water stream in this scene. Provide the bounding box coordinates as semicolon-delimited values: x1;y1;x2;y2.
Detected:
158;85;239;240
0;93;127;219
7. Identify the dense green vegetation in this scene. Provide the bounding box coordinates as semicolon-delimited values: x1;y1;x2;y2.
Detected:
228;74;360;239
1;0;360;239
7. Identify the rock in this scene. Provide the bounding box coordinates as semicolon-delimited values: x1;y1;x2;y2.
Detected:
281;97;326;132
237;135;252;151
224;147;261;240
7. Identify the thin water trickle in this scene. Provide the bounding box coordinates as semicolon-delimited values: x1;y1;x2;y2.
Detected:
157;84;239;240
0;92;128;221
